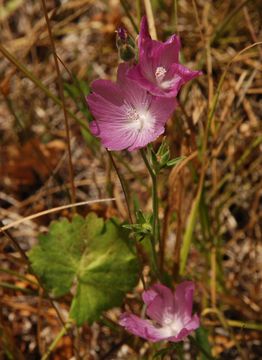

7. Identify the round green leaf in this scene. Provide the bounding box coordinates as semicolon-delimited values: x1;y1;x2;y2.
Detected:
29;213;139;325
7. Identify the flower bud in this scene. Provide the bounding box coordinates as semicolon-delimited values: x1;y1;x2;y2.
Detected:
116;27;136;61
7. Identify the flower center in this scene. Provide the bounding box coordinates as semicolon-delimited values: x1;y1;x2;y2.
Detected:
159;310;184;338
155;66;167;83
127;108;140;122
126;106;153;132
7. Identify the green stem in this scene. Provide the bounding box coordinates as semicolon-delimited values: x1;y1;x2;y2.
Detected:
41;322;72;360
140;148;160;276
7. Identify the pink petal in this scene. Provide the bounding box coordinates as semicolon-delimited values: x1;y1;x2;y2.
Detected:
138;17;174;66
128;126;164;152
165;34;181;46
86;92;125;125
128;65;160;96
119;312;167;342
173;281;196;324
142;284;175;324
184;313;200;331
138;16;151;50
150;97;177;125
89;119;138;151
142;287;158;304
117;63;150;108
91;79;124;106
151;35;181;67
87;92;138;151
116;62;131;84
168;63;201;85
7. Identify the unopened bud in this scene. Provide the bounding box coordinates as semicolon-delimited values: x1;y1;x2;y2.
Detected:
116;27;128;42
116;27;136;61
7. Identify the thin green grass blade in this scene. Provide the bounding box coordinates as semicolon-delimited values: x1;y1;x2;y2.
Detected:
179;191;200;275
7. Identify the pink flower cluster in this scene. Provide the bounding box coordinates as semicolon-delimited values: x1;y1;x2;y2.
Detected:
87;17;201;151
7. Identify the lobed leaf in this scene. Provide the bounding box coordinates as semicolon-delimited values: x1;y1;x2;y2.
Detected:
29;213;139;325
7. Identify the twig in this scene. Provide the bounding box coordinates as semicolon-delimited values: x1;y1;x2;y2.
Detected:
0;220;28;263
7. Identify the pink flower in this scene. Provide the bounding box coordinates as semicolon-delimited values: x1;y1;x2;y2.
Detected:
87;63;176;151
119;282;200;342
128;17;202;98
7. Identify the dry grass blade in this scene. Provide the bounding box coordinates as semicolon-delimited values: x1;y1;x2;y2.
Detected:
0;199;115;232
143;0;157;39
